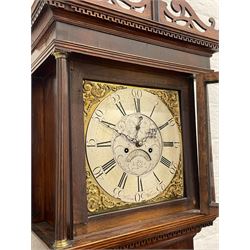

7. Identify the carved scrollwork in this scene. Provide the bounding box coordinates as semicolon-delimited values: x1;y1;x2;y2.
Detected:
80;0;148;14
109;0;147;13
163;0;217;34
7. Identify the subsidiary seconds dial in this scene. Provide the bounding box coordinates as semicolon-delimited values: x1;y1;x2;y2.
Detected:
86;87;182;203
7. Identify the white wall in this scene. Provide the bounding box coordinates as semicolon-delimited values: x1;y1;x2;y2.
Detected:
32;1;219;249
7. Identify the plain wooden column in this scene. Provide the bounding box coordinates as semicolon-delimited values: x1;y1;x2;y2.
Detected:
53;51;72;249
196;73;210;214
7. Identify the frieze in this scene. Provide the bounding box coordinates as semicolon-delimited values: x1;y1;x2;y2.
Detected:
116;221;213;249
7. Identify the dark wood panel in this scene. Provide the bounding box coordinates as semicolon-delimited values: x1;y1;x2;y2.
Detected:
44;73;57;226
69;59;88;225
71;54;191;89
32;57;57;228
203;71;219;83
32;78;45;223
196;73;210;214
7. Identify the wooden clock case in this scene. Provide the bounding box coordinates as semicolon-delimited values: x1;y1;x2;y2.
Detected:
32;0;219;249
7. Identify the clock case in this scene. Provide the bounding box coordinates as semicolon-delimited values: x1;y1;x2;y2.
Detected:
32;0;219;249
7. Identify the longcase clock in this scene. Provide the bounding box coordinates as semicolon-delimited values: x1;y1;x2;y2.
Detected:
32;0;219;249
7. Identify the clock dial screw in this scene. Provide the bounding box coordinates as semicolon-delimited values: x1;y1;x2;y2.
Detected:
124;148;129;153
148;148;153;153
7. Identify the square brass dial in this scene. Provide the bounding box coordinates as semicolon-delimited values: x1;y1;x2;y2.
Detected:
83;80;184;215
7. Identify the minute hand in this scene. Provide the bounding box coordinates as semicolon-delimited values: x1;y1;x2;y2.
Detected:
100;120;137;144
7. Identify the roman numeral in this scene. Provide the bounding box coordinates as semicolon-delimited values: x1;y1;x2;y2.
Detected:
97;141;112;147
115;102;127;116
92;166;104;179
94;109;117;129
86;139;96;147
87;139;112;148
153;171;161;183
132;89;142;113
118;172;128;189
163;142;174;147
134;98;140;113
163;142;180;148
102;158;116;174
160;156;171;168
112;94;126;116
149;102;158;118
137;176;143;192
158;118;175;130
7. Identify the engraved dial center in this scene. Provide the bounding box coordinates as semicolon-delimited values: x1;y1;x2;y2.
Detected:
112;113;162;176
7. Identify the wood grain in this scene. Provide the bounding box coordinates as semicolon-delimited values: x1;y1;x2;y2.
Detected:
54;51;73;241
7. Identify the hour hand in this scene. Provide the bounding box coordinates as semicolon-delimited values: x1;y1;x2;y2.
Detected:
135;116;143;139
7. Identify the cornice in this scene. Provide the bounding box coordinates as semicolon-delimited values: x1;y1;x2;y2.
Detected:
32;0;47;26
31;0;219;52
53;39;213;74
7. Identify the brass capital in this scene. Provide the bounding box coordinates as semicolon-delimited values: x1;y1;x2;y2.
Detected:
53;51;68;59
53;239;72;249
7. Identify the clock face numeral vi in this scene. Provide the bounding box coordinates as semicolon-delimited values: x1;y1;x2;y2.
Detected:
137;176;143;192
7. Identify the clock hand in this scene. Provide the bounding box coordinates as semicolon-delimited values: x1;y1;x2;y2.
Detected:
99;120;137;144
134;116;143;140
